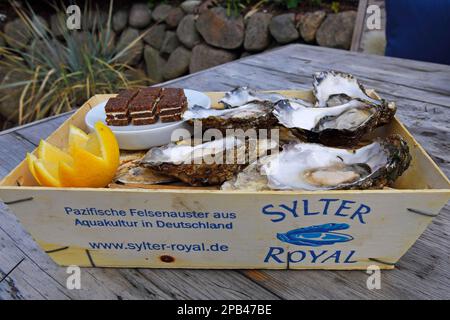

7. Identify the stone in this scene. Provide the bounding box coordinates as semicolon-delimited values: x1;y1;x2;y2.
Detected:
161;31;180;54
299;10;326;43
143;24;166;50
152;4;173;22
196;7;244;49
144;45;166;83
176;14;201;49
316;11;357;50
240;51;252;59
116;28;144;65
129;3;152;29
269;13;299;44
189;44;237;73
165;7;185;29
244;12;272;52
113;9;128;32
4;18;31;49
181;0;201;14
163;46;192;80
125;62;149;83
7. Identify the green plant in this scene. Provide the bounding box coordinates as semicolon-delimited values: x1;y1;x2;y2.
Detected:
331;1;340;12
225;0;250;16
0;0;149;128
284;0;302;9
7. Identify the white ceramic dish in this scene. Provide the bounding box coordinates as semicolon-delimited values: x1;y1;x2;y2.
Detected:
85;89;210;150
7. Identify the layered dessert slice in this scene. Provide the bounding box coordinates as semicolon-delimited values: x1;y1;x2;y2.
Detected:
128;87;162;125
104;97;130;126
157;88;187;123
128;95;159;125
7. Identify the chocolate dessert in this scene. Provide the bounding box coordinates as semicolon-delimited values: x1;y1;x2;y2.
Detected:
104;87;188;126
105;97;130;126
157;88;187;123
129;96;159;125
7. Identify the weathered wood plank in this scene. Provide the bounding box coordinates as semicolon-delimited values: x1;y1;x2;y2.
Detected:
0;133;36;178
350;0;369;52
239;46;450;106
13;113;71;146
164;44;450;106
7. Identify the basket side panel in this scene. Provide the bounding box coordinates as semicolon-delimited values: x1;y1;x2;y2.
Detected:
0;188;447;270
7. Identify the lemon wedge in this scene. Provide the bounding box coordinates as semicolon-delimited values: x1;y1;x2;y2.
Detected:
38;140;73;165
68;125;89;149
27;122;119;188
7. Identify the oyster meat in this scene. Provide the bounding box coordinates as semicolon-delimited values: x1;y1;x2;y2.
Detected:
141;137;278;186
313;70;382;107
261;134;411;190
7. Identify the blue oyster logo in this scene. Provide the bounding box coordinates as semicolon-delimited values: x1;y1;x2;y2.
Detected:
277;223;354;247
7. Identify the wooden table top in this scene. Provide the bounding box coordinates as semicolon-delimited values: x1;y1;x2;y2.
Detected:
0;44;449;300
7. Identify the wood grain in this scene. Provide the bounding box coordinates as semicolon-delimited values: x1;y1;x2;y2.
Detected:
350;0;368;52
1;43;449;299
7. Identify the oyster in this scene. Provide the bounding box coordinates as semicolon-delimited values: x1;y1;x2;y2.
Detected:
113;151;175;186
221;155;275;191
114;164;175;186
274;97;395;147
261;134;411;190
141;137;278;186
313;70;382;107
182;102;278;132
219;86;287;108
182;86;317;132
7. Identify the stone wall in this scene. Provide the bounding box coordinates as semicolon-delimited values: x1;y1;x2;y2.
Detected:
2;2;357;83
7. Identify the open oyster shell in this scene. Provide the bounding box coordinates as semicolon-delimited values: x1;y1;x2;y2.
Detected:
182;101;278;132
221;155;275;191
313;70;383;107
141;137;278;186
219;86;287;108
273;98;396;147
262;134;411;191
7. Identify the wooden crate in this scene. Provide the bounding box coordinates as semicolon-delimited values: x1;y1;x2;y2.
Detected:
0;91;449;270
